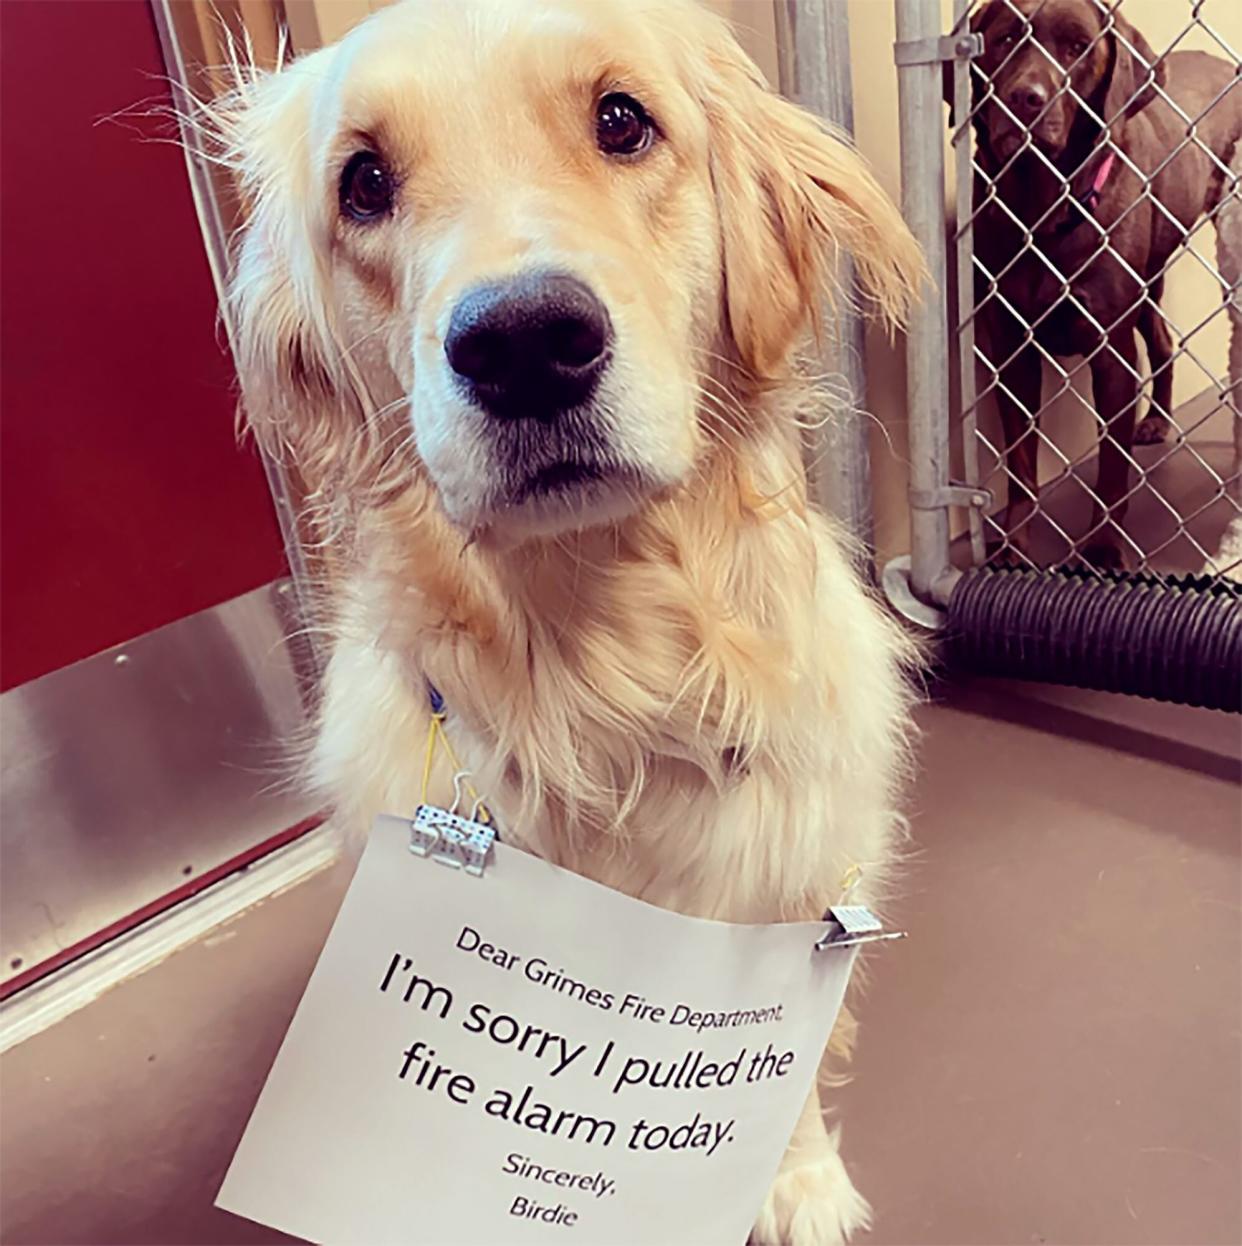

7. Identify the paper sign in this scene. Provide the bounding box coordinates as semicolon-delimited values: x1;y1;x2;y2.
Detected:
218;815;859;1246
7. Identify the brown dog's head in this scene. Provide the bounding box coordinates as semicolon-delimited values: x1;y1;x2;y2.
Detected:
219;0;921;545
967;0;1164;162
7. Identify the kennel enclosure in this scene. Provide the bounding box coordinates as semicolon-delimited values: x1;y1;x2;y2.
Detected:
885;0;1242;710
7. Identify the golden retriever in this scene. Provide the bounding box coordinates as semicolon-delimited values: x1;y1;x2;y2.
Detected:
214;0;922;1239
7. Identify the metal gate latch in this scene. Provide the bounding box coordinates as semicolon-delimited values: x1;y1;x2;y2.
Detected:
893;32;984;67
909;484;993;511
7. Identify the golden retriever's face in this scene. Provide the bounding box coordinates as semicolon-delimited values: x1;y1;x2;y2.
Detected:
229;0;920;542
332;0;715;535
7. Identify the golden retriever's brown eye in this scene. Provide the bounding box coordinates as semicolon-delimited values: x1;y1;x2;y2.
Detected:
596;93;654;158
340;152;394;222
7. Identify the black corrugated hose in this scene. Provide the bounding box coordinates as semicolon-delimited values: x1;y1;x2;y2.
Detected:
944;567;1242;712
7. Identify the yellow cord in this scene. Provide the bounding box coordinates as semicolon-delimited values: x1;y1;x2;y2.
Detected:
419;711;492;824
838;862;864;899
419;712;440;807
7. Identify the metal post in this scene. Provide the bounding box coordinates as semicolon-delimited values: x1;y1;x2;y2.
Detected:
894;0;955;604
953;0;986;569
774;0;875;558
150;0;324;681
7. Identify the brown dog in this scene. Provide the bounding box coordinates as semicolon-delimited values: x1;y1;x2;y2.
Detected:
964;0;1241;568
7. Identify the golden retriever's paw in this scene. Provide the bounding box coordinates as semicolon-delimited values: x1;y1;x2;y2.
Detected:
750;1147;871;1246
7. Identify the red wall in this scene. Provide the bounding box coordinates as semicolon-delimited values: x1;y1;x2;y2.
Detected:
0;0;286;691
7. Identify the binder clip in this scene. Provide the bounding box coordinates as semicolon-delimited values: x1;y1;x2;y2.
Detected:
815;905;906;951
409;772;496;877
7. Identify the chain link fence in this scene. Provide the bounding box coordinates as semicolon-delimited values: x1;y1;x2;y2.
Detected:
887;0;1241;707
946;0;1241;583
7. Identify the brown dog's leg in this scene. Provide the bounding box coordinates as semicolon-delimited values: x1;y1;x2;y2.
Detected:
993;333;1044;563
1084;328;1142;569
1136;284;1174;445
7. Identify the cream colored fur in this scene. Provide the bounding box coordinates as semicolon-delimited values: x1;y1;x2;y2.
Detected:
212;1;924;1239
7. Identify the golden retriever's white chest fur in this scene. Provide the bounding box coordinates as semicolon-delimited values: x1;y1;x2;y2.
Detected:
312;509;911;926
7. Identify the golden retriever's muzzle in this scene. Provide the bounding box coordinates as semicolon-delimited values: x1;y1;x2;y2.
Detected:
445;270;614;421
440;268;625;515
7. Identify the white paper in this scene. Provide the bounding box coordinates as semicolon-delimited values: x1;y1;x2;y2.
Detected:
218;814;859;1246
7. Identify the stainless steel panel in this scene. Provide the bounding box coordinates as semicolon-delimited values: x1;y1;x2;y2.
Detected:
1;581;318;980
150;0;326;678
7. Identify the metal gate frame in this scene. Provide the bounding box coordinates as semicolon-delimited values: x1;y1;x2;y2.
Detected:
885;0;963;624
774;0;877;563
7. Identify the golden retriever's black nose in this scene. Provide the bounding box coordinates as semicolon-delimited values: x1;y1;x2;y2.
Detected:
445;272;612;419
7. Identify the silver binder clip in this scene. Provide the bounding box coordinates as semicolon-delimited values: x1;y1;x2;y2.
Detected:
815;905;906;951
409;804;496;877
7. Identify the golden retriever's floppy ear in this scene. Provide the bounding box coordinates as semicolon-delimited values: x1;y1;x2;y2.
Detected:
698;21;924;377
208;48;361;485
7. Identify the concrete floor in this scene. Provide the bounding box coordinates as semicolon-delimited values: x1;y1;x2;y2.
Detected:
1;678;1239;1245
973;393;1240;576
838;678;1242;1246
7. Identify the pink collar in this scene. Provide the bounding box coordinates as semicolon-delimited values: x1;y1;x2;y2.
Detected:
1083;150;1116;210
1041;149;1116;238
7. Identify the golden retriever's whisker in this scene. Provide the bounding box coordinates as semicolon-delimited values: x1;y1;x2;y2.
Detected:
694;376;756;437
692;383;747;437
364;394;412;425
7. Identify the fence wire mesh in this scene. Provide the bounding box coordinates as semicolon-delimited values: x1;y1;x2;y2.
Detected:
949;0;1241;582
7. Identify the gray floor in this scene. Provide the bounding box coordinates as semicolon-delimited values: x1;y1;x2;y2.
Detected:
837;679;1242;1246
973;393;1239;576
2;679;1239;1246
